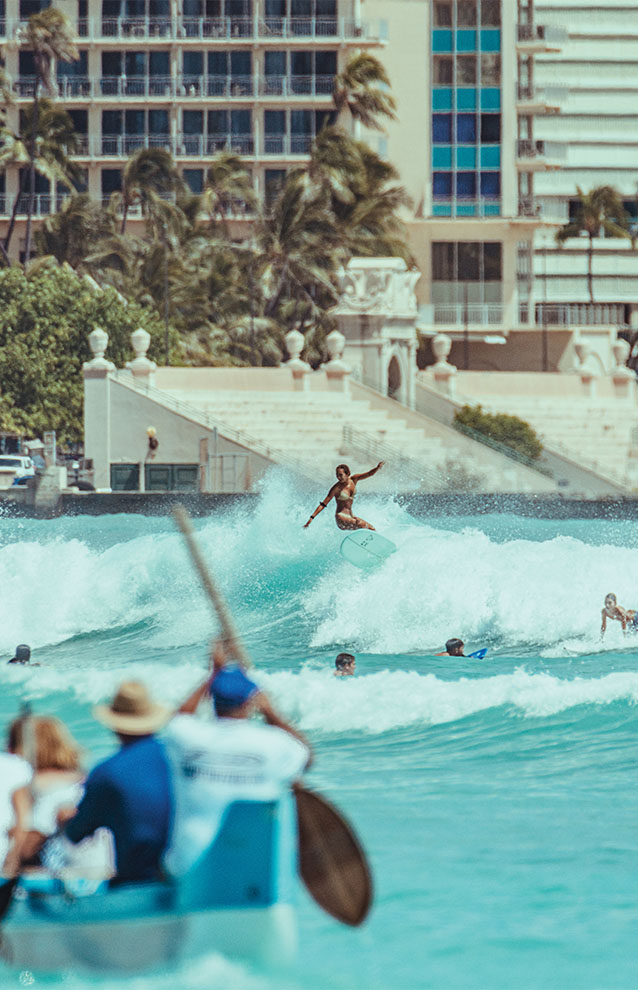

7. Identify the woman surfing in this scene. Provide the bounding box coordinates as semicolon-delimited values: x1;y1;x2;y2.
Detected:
304;462;384;531
601;592;638;636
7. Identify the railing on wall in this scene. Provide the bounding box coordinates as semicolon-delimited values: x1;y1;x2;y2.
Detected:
342;425;444;491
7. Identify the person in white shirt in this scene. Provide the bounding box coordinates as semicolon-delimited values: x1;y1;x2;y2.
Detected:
0;717;33;874
162;643;312;878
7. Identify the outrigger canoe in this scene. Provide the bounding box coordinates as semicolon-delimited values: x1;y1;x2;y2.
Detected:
1;797;297;973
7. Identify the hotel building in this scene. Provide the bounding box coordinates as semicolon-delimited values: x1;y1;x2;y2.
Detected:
1;0;635;373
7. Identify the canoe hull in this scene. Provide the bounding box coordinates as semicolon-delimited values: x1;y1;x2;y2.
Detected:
1;797;298;974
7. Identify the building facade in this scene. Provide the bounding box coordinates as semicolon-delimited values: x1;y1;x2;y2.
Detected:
0;0;384;258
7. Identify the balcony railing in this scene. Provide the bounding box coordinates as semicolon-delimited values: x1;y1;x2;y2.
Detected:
516;23;567;45
432;197;501;218
263;134;313;155
259;74;334;97
175;134;254;156
516;139;567;163
536;303;627;327
100;75;173;97
3;15;381;42
101;16;171;37
57;76;92;98
101;134;172;155
432;303;505;326
516;84;567;106
518;197;541;217
16;193;52;217
177;74;254;97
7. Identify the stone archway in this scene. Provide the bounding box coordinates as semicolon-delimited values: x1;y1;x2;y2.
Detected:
387;354;402;401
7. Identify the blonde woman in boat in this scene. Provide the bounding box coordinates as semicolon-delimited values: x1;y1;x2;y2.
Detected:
304;462;385;532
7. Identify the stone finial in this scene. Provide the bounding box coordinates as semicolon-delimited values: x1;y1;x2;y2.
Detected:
326;329;346;362
431;333;456;397
283;327;311;390
83;326;115;373
324;329;352;393
126;327;157;381
612;336;634;392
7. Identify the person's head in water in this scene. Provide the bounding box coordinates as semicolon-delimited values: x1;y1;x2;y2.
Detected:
335;653;356;676
336;464;351;483
445;638;465;657
604;593;618;609
8;644;30;665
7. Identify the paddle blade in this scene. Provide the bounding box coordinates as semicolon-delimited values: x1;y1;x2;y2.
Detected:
295;786;372;927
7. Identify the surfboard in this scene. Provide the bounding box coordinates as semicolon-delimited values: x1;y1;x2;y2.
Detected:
339;530;397;570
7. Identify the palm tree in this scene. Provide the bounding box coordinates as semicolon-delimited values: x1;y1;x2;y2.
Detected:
202;152;256;229
119;147;182;234
333;53;396;132
21;6;78;261
0;101;81;262
35;192;117;267
556;185;632;303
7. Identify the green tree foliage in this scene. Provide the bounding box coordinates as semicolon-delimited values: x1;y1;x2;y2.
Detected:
0;261;175;442
453;405;543;461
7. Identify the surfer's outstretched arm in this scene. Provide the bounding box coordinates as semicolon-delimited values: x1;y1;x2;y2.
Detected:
351;461;384;483
304;485;337;528
601;609;607;636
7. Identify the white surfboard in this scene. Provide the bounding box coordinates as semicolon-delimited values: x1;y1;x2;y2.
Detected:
339;530;397;570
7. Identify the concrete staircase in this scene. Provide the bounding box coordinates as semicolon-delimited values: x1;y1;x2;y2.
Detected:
155;380;557;493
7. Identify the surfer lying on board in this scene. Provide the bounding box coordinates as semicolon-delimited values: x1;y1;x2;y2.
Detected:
601;593;638;636
304;462;385;532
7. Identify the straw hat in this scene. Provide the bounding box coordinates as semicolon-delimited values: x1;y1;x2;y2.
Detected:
94;681;170;735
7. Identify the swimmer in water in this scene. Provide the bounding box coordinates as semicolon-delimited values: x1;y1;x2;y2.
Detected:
601;592;638;636
304;462;384;532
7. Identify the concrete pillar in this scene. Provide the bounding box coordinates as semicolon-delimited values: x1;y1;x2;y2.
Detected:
83;327;116;491
324;329;352;393
283;328;312;391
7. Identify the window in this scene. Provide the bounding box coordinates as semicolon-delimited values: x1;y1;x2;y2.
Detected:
480;172;500;197
457;0;477;26
457;241;480;279
433;172;452;198
111;465;140;491
432;113;452;143
456;172;476;197
433;56;453;84
432;241;502;283
481;0;500;26
480;113;500;142
183;109;203;133
481;53;500;85
265;168;286;205
433;1;452;26
483;242;502;280
101;169;122;194
457;56;476;84
457;113;476;143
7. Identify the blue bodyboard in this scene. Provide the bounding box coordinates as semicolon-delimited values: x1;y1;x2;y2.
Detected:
339;530;397;570
467;648;488;659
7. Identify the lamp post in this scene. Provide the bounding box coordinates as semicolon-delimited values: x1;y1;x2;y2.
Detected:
463;283;469;371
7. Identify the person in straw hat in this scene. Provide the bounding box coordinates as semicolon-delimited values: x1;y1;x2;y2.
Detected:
60;681;173;886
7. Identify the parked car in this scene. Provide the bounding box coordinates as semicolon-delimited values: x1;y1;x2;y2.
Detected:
0;455;35;486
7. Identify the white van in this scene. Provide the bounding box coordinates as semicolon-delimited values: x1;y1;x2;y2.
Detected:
0;455;35;488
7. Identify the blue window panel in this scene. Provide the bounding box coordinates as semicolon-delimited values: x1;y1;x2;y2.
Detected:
456;30;477;52
457;113;476;143
433;172;452;197
456;172;477;196
433;203;452;216
480;29;501;52
432;113;452;143
456;146;476;168
480;146;500;167
432;29;452;52
432;146;452;168
457;88;476;110
432;88;453;111
480;88;501;110
484;203;501;216
457;202;477;216
480;172;500;196
480;113;501;142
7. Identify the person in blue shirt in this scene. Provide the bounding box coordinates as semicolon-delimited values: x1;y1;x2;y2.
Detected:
61;681;173;885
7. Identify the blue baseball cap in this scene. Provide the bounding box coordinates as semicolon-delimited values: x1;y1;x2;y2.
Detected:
210;667;259;714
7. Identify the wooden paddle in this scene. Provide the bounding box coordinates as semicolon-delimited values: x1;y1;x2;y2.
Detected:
172;504;373;927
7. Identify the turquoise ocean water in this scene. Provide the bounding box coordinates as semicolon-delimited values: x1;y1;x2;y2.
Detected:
3;474;638;989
